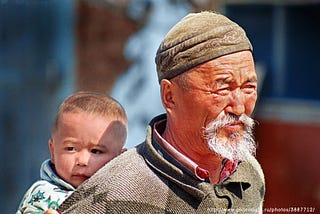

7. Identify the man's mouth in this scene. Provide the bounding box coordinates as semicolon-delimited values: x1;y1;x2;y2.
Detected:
223;121;243;132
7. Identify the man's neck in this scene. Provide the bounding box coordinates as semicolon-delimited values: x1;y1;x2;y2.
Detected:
163;128;223;184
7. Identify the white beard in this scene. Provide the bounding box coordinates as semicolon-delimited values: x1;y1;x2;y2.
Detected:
204;114;256;162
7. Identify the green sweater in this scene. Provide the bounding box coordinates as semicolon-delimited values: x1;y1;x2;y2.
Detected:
59;115;265;214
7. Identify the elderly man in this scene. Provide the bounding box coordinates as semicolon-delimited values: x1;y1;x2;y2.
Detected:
59;11;265;214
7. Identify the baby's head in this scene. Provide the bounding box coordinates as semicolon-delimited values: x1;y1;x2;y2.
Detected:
49;92;127;188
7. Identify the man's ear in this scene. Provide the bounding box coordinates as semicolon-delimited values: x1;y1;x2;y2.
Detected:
160;79;175;112
48;138;55;163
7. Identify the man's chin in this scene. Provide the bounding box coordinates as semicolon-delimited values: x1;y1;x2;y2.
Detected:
208;141;253;162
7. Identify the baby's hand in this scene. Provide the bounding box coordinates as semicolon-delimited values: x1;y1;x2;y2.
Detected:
44;209;59;214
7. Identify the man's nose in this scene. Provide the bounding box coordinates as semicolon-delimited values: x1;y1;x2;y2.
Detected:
224;89;245;116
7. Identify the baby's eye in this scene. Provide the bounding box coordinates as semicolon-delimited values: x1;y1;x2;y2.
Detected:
91;149;103;154
65;147;76;151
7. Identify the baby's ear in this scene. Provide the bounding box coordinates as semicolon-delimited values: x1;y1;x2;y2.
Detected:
48;138;55;163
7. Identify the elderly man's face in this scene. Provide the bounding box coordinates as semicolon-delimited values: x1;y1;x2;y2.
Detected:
167;50;257;160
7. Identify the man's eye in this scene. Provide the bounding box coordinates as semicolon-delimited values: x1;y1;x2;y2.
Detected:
216;87;230;95
91;149;102;154
219;87;230;91
242;84;257;93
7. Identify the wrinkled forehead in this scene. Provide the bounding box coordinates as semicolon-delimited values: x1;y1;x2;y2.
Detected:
181;51;256;82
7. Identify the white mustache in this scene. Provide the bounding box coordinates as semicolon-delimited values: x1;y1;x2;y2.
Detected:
204;114;255;139
203;114;256;162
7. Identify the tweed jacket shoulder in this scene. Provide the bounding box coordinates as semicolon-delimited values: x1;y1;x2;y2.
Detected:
59;115;265;214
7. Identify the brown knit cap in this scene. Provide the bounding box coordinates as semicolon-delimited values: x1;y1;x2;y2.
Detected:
155;11;252;82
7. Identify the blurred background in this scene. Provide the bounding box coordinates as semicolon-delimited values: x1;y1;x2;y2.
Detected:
0;0;319;213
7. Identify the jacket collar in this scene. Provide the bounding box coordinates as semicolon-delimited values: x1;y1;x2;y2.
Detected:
40;159;75;191
142;114;252;200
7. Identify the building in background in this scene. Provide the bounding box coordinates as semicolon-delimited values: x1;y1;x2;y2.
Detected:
111;0;191;148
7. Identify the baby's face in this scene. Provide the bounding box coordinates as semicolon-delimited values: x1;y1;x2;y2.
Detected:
49;111;127;188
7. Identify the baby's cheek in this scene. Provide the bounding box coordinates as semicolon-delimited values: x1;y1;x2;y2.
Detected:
89;158;110;174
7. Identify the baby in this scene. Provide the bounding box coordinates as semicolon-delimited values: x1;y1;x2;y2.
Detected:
16;92;128;213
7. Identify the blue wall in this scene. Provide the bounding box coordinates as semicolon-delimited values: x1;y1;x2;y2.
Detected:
0;1;75;213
